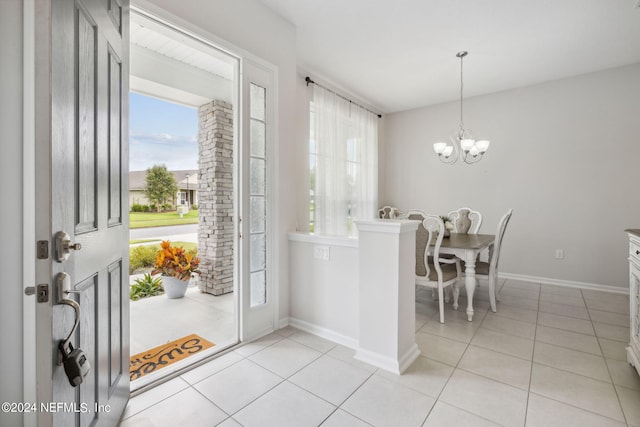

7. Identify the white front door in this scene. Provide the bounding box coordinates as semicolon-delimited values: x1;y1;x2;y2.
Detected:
36;0;130;425
239;60;276;341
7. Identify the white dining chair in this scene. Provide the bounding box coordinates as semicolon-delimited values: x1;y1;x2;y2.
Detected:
415;214;461;323
447;207;482;234
378;205;402;219
461;209;513;312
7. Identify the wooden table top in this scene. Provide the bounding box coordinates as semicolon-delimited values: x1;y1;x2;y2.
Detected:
439;233;495;249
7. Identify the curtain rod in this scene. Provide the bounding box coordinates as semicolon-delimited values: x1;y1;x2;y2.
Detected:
305;76;382;118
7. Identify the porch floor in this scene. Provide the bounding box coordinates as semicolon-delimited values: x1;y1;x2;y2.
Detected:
130;284;236;376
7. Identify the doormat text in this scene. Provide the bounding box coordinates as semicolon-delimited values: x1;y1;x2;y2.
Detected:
130;334;215;381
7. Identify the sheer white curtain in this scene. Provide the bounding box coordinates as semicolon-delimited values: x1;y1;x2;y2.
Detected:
311;84;378;236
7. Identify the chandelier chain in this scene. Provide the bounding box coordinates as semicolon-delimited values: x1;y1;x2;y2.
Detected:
459;53;464;133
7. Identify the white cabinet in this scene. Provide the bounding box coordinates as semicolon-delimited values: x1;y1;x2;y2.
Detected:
627;230;640;376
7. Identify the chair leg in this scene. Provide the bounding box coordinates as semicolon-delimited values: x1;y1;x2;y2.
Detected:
488;272;497;312
452;284;459;310
438;286;445;323
444;287;450;303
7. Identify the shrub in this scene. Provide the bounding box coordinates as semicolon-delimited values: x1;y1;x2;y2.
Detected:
130;273;163;300
191;204;198;210
152;240;200;280
162;203;173;211
142;205;150;212
149;203;157;212
129;245;158;274
131;203;145;212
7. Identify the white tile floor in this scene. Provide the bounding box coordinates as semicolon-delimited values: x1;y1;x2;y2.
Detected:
119;279;640;427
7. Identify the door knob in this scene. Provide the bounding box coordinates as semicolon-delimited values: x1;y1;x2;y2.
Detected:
55;231;82;262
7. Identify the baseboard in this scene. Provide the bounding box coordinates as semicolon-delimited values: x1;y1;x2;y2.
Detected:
627;346;640;377
288;317;359;349
499;272;629;295
277;317;290;330
354;343;420;375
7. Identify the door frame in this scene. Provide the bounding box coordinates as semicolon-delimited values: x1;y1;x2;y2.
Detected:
32;0;55;425
129;1;281;341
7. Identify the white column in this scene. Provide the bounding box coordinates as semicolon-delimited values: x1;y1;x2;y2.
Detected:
354;219;421;374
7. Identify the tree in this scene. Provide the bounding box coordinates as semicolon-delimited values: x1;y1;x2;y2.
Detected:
145;164;178;211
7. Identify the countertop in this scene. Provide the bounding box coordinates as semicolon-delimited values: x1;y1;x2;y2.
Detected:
625;229;640;238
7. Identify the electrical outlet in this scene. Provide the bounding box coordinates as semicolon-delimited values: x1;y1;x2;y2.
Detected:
555;249;564;259
314;246;330;261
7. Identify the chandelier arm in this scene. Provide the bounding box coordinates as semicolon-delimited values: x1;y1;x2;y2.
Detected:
439;152;458;165
463;151;483;165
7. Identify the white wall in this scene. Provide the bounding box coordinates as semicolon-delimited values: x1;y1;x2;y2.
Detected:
0;1;24;425
383;64;640;289
288;235;359;345
140;0;298;322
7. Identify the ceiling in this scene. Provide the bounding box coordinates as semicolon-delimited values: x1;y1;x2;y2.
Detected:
130;12;235;107
257;0;640;113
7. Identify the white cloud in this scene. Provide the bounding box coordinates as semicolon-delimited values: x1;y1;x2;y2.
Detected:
129;132;198;171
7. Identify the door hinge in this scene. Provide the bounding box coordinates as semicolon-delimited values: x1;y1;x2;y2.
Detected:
37;240;49;259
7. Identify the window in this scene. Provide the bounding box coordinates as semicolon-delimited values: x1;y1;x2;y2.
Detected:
178;191;187;205
249;83;267;307
309;85;378;236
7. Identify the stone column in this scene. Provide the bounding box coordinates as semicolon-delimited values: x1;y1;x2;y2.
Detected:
197;100;234;295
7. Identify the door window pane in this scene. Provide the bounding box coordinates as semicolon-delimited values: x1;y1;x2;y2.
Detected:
250;120;265;157
250;234;266;272
249;83;267;307
250;196;265;233
250;84;265;120
249;158;265;196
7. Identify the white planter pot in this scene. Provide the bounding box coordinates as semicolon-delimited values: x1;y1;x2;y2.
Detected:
162;276;189;299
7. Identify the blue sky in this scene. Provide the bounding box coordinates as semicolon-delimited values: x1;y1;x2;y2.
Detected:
129;92;198;171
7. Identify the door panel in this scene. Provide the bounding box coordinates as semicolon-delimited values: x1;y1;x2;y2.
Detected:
108;261;123;395
49;0;129;425
108;48;123;227
76;4;98;234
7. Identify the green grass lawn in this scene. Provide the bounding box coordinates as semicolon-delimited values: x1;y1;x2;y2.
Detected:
129;238;161;244
129;210;198;229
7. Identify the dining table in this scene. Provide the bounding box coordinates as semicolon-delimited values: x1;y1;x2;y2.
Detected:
437;232;495;321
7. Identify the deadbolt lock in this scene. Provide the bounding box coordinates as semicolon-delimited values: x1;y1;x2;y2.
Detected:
55;231;82;263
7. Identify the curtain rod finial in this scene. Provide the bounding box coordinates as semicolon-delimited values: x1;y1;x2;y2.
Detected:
305;76;314;86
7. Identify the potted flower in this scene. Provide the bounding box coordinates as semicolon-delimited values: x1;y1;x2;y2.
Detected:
440;216;454;237
151;241;200;299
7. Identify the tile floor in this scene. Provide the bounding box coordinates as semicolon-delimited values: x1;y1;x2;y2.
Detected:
119;279;640;426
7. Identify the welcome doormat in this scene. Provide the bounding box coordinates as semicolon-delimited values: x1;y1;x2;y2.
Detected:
130;334;215;381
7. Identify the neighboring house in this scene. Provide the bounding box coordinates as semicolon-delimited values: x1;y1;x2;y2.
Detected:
129;169;198;208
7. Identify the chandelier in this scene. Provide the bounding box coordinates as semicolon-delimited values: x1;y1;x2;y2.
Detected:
433;51;490;164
